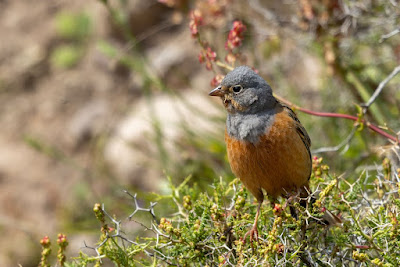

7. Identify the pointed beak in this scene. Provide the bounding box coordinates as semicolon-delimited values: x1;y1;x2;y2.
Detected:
209;86;224;97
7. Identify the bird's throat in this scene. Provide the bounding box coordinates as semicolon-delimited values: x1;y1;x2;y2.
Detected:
226;110;276;144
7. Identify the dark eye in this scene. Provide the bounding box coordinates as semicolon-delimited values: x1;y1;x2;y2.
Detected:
232;85;243;93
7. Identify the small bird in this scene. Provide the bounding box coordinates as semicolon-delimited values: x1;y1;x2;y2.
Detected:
209;66;312;242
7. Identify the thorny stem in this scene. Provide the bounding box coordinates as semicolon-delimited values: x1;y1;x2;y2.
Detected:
124;191;157;221
341;195;382;252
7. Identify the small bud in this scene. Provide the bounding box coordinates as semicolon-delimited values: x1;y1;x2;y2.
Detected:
57;233;68;246
93;203;101;212
93;203;105;223
183;195;192;210
205;61;212;70
205;47;217;62
225;53;236;64
321;165;329;173
198;52;205;63
274;243;284;254
40;236;51;247
210;74;224;87
218;255;225;263
371;258;383;267
273;203;282;215
189;9;203;37
235;195;245;209
352;250;369;262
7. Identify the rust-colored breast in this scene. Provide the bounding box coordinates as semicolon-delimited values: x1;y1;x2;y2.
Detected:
225;106;311;201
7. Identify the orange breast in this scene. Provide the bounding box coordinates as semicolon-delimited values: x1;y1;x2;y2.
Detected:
225;107;311;200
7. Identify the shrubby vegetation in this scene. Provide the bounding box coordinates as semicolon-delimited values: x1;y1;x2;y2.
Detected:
40;157;400;266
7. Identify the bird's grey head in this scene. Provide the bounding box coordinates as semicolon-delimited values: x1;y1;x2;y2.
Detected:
209;66;276;114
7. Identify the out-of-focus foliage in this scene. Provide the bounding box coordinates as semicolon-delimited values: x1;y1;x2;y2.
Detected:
50;45;83;68
34;0;400;266
55;12;92;41
50;12;92;69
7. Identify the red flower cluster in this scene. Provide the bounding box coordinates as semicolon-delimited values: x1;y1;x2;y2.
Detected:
198;46;217;70
225;20;246;51
189;9;203;37
57;233;68;245
40;236;51;246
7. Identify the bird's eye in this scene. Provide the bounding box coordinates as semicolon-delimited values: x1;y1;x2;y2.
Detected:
232;85;243;93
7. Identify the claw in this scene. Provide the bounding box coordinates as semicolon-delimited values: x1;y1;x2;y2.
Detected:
243;201;262;246
244;224;259;244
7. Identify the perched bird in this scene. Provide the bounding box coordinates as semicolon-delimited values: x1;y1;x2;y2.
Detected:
209;66;312;242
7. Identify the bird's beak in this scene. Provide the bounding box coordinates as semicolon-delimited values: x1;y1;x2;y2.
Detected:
209;86;224;97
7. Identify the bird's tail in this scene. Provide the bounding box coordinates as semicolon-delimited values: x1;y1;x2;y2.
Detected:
290;186;342;227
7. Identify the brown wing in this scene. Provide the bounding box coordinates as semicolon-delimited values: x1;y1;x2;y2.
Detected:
279;102;311;158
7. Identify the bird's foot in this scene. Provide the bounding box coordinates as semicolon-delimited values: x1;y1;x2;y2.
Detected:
243;224;259;244
283;191;300;209
283;191;302;219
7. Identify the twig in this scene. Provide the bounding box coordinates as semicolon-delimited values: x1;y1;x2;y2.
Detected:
380;28;400;43
215;61;234;71
312;126;357;154
363;65;400;108
124;191;157;221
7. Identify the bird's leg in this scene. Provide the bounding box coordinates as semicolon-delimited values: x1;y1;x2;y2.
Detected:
282;189;300;210
286;194;299;219
283;187;305;219
244;201;262;244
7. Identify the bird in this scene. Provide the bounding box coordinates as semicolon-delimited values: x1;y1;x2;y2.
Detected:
209;66;312;242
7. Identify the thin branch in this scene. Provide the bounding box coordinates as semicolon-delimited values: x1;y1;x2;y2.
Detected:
380;28;400;43
312;126;357;154
124;191;157;221
215;60;234;71
363;65;400;108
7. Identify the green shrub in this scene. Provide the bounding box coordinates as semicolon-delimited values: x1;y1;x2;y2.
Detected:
40;158;400;266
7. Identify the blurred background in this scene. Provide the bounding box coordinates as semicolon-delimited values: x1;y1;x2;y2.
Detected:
0;0;399;265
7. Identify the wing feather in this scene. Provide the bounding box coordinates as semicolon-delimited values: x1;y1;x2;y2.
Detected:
279;102;311;157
